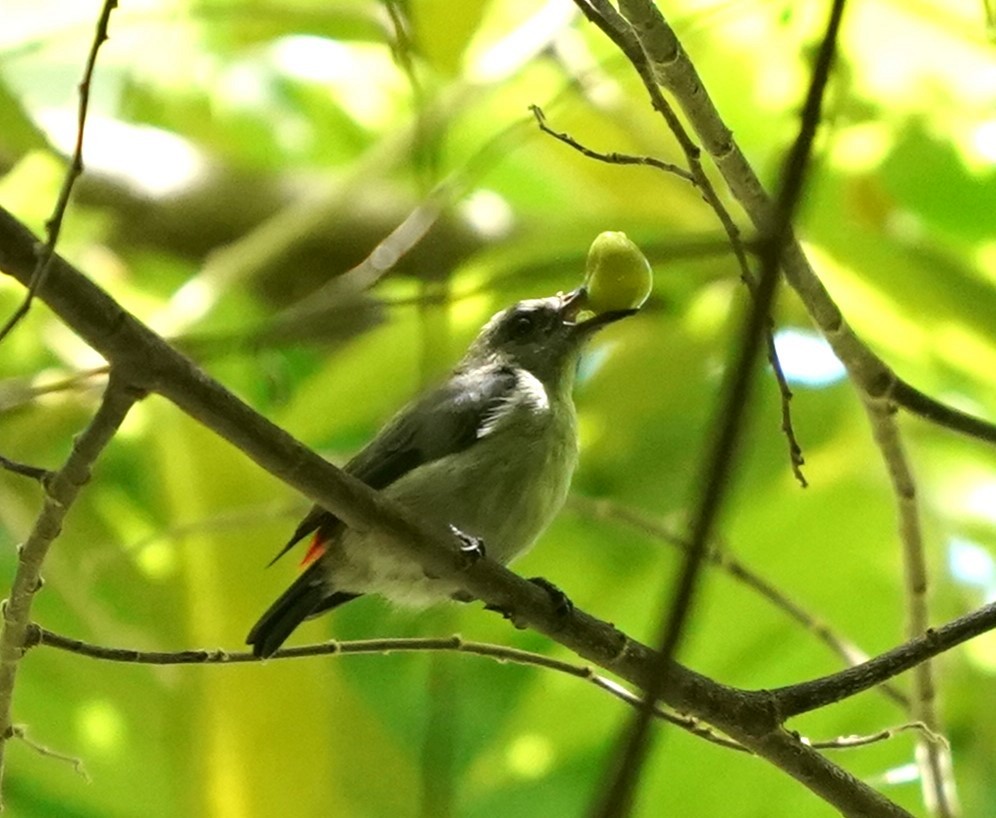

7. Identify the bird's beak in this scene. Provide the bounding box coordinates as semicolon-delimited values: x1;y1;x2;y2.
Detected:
559;287;638;334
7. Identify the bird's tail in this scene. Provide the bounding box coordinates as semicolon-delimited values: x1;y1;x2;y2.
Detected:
246;563;359;658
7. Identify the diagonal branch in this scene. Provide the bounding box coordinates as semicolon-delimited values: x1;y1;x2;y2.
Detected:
569;496;910;709
571;0;808;486
0;203;916;818
590;1;846;814
0;372;139;805
0;0;118;344
772;598;996;717
590;0;996;446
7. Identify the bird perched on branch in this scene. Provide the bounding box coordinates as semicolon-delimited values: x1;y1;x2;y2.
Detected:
247;289;636;658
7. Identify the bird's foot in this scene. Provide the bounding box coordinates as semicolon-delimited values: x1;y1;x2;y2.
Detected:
528;576;574;619
483;577;573;630
450;525;486;567
483;601;528;630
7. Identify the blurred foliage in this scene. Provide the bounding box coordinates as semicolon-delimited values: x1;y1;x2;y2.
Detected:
1;0;995;816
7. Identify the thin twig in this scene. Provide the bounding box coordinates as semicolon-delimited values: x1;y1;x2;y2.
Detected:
530;90;804;483
28;625;739;751
383;1;423;103
0;454;53;485
772;598;996;716
0;374;139;806
0;0;118;344
766;331;807;486
0;365;110;412
36;624;922;760
7;725;90;781
529;104;695;183
532;101;807;482
571;0;807;487
810;721;946;751
867;403;959;816
589;1;846;815
568;496;909;709
891;379;996;445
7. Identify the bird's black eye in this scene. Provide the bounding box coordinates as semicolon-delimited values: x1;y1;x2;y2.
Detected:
510;313;536;339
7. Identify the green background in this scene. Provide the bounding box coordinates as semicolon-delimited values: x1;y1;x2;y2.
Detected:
1;1;995;816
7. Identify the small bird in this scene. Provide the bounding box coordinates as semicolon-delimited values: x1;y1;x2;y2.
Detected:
247;290;635;657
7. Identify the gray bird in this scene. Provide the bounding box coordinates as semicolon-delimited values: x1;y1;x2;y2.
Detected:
247;291;634;657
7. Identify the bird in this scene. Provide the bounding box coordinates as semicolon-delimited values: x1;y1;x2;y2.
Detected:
246;290;635;658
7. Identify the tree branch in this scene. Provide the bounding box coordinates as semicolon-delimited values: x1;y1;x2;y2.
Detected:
580;0;995;447
32;623;954;763
865;403;958;815
591;1;845;815
0;0;118;344
568;496;910;709
772;599;996;716
5;725;89;782
0;203;916;818
0;454;52;485
29;625;745;752
529;103;696;183
571;0;808;487
0;373;138;805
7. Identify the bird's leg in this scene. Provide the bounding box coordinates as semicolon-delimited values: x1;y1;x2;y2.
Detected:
449;524;486;565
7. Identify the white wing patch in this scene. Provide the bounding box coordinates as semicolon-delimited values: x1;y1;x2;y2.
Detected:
515;368;550;412
478;369;550;438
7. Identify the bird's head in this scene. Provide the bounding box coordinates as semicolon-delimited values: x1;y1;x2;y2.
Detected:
461;291;636;389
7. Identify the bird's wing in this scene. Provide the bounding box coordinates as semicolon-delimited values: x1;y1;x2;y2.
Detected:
347;364;519;485
267;364;518;565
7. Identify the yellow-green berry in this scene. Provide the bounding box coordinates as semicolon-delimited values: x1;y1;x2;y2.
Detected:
583;231;652;313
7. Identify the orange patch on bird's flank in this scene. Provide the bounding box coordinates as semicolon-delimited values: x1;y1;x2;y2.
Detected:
300;534;327;568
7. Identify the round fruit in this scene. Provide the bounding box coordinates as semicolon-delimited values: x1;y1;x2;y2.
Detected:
584;231;652;313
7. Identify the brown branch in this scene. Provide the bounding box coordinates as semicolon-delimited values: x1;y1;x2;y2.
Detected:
772;598;996;716
529;104;695;183
569;0;808;487
867;403;959;815
0;373;139;805
591;1;846;816
0;204;916;818
29;625;744;752
0;0;118;344
891;379;996;445
0;454;52;484
766;332;807;486
568;496;909;709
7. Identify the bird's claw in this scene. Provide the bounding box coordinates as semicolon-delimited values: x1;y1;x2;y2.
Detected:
484;602;528;630
484;577;572;628
528;576;574;618
450;525;486;567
